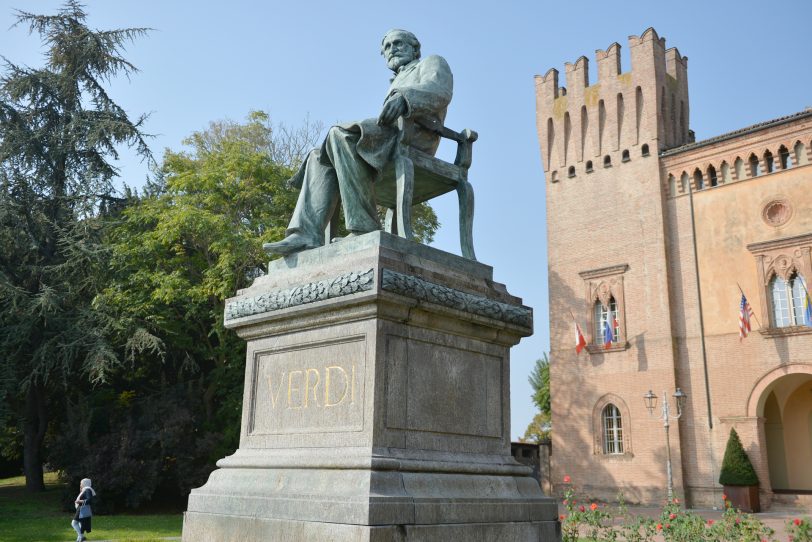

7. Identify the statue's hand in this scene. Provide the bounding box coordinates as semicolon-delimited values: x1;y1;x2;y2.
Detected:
377;94;407;126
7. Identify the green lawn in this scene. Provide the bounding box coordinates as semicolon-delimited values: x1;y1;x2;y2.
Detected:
0;473;182;542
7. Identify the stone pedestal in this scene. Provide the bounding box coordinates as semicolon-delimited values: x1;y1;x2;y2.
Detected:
182;232;560;541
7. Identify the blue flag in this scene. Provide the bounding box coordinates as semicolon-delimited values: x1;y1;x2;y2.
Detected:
603;314;614;348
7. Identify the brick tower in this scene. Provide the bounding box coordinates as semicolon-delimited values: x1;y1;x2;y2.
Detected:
537;24;812;509
535;28;693;502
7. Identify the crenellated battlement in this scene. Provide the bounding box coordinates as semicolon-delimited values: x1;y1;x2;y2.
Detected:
595;42;621;82
564;56;589;91
665;47;688;81
535;27;691;173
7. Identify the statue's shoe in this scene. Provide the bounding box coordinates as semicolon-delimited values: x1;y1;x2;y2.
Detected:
263;233;319;255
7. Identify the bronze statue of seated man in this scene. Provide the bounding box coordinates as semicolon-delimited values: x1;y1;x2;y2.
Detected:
264;29;453;256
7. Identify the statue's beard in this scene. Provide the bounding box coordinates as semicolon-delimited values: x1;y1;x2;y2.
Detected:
387;54;412;71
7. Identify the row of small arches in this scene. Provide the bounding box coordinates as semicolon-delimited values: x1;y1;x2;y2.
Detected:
667;140;810;196
546;86;647;169
551;144;651;181
546;84;689;169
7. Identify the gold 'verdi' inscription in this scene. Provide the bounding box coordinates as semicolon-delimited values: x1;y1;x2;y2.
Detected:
267;364;357;410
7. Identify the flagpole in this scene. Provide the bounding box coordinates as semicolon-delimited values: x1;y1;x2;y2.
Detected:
736;282;763;329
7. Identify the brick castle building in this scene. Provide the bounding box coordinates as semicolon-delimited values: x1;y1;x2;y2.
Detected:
535;27;812;508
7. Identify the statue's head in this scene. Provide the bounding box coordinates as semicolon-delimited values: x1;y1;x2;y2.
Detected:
381;29;420;72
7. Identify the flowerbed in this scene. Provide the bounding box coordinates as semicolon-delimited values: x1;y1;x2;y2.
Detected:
559;476;811;542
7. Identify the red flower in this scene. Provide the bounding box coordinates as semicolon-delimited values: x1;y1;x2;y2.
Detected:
590;503;598;511
665;523;671;529
735;518;741;525
559;514;565;520
794;518;801;526
563;475;571;483
669;513;677;520
579;505;585;512
707;519;715;526
656;523;663;530
722;494;728;500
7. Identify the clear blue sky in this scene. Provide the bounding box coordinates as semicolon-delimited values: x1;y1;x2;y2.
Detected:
4;1;810;439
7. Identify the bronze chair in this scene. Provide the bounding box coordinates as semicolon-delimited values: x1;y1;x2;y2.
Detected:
327;117;478;260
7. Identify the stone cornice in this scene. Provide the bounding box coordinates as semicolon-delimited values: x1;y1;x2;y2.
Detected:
225;269;375;321
380;269;532;328
746;233;812;254
578;264;629;280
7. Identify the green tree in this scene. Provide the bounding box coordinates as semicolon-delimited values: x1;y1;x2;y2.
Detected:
719;428;759;486
0;1;150;491
76;112;315;507
523;353;551;442
528;353;551;414
522;411;551;443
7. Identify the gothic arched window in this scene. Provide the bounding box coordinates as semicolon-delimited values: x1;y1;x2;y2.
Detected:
770;272;809;327
593;297;620;346
602;404;624;454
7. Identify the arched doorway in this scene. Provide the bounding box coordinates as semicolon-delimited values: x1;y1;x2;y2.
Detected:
750;367;812;491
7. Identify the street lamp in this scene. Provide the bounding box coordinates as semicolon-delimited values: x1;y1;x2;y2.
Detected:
644;388;687;501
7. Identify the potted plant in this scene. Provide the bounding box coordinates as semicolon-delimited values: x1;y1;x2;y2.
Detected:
718;428;760;512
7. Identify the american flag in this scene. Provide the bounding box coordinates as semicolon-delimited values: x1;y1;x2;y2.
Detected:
739;293;754;340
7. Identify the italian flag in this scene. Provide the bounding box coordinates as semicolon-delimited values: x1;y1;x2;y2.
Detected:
575;322;587;354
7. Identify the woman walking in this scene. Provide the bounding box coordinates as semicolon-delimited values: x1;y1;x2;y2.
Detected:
71;478;96;542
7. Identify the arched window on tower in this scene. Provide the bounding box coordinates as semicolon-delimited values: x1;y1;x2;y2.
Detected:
734;157;744;180
794;141;808;166
707;165;718;187
593;297;620;346
749;154;761;177
641;143;650;157
779;145;792;169
668;174;676;196
764;150;775;173
770;272;809;327
693;168;704;190
602;404;624;454
721;161;732;183
586;160;594;173
680;172;689;192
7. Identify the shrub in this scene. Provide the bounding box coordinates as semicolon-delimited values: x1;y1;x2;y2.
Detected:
718;428;759;486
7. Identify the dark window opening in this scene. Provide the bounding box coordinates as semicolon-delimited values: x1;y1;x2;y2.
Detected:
603;155;612;167
586;160;594;173
764;150;775;173
749;154;761;177
621;150;630;162
641;144;650;157
568;166;576;178
708;165;718;187
779;145;792;169
693;168;704;190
